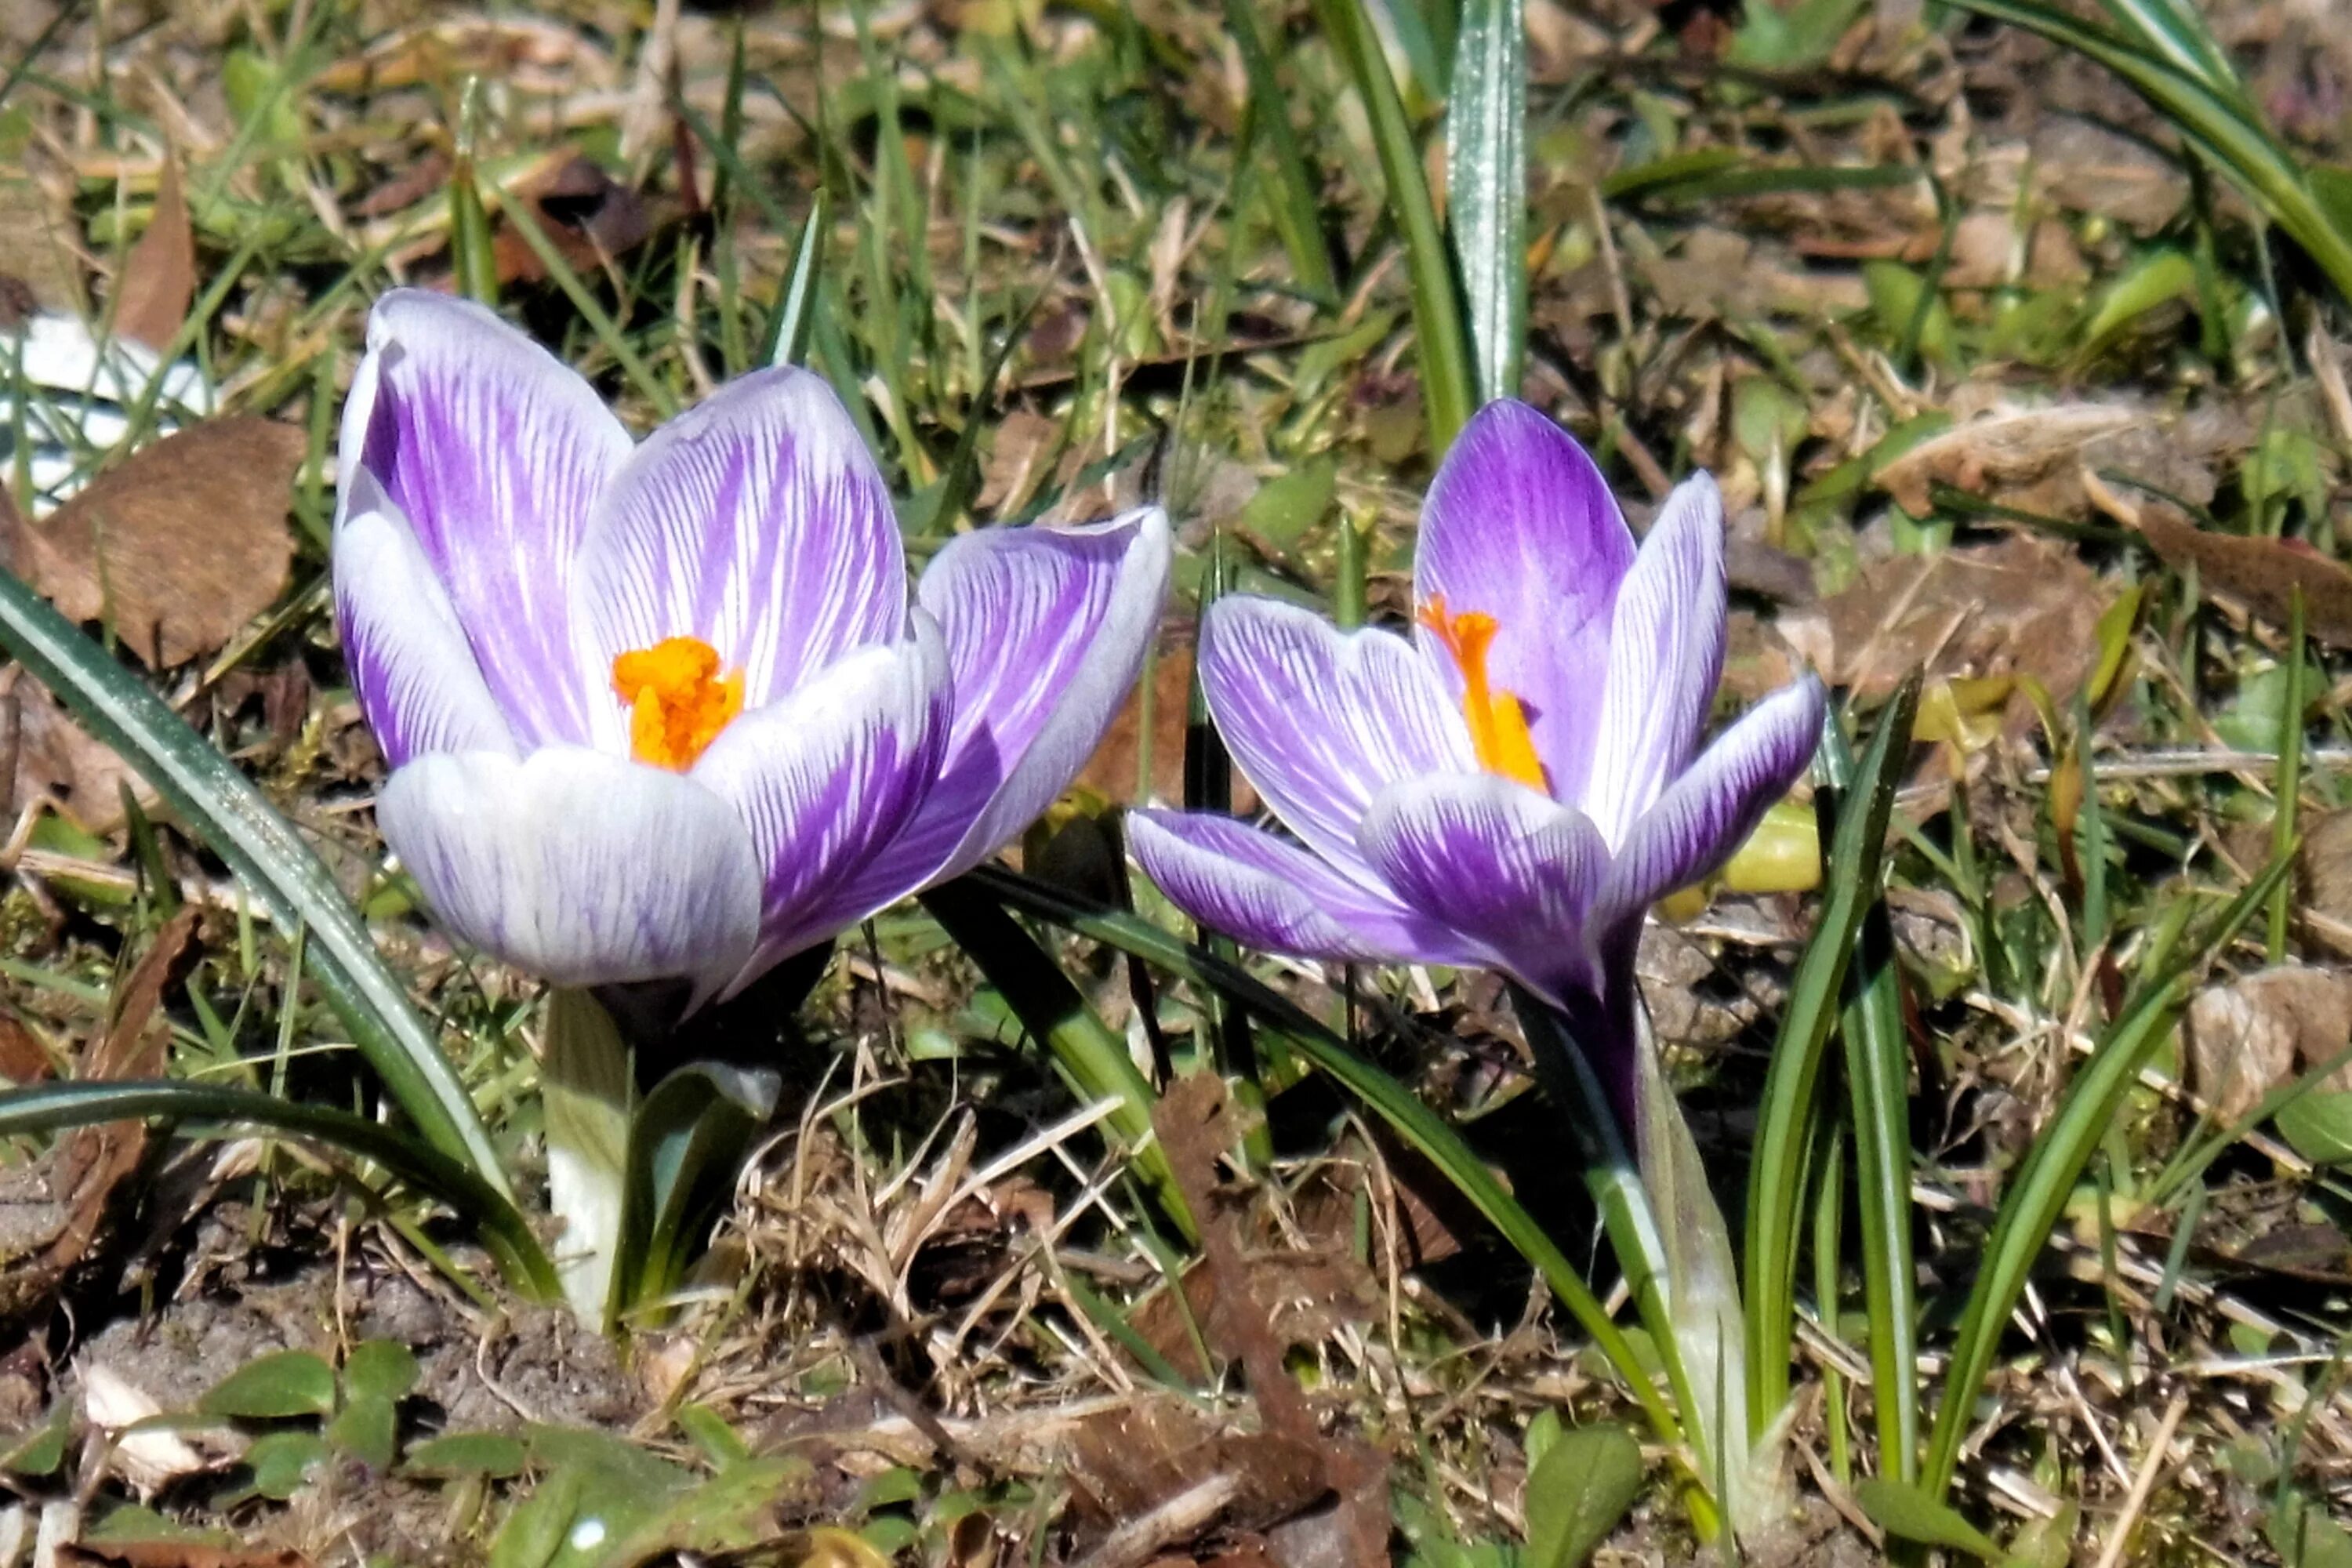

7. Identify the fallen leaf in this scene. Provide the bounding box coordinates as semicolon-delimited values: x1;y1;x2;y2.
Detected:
489;153;662;286
1065;1400;1328;1541
1127;1250;1378;1380
0;1015;49;1084
4;416;300;668
1074;632;1263;813
1149;1076;1390;1568
975;407;1060;514
1820;535;2111;725
0;666;155;835
78;1359;211;1496
1871;402;2227;520
64;1547;310;1568
43;909;200;1277
2096;481;2352;649
2185;966;2352;1123
109;158;194;354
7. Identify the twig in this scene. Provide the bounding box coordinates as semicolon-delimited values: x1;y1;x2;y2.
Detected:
2091;1392;2190;1568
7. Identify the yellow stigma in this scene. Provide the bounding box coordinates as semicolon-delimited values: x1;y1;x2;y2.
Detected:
611;635;744;771
1418;595;1548;791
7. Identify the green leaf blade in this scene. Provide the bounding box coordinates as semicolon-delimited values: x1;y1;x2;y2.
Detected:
1446;0;1526;404
0;568;510;1195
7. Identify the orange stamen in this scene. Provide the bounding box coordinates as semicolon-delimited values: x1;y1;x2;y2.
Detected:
611;636;745;771
1417;594;1548;791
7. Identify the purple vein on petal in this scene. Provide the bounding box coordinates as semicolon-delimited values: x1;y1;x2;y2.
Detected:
1127;809;1492;969
1414;399;1636;804
341;289;631;750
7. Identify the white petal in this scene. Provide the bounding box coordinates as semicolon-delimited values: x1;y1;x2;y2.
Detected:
574;367;906;750
1200;595;1475;876
378;747;761;991
333;471;515;768
1583;474;1727;844
339;289;633;748
691;621;955;993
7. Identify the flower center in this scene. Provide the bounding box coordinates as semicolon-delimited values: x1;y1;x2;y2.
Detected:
611;636;744;771
1417;595;1547;791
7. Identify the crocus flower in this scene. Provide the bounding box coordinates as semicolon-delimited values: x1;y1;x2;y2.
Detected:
1128;399;1823;1094
336;290;1169;1004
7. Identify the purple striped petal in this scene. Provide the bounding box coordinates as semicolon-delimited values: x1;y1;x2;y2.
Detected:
574;367;904;747
1582;474;1728;844
1127;809;1492;968
1593;677;1826;937
340;290;631;749
1356;773;1610;1004
377;748;762;992
691;621;956;996
1414;400;1635;804
820;507;1171;914
333;471;514;768
1198;596;1474;876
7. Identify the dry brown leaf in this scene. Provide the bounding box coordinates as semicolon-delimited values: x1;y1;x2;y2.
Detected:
0;666;154;834
42;909;199;1279
489;153;662;285
2185;965;2352;1123
2102;485;2352;649
1820;534;2111;720
1129;1250;1378;1380
975;407;1060;514
1149;1077;1390;1568
0;1015;49;1085
6;416;300;668
1869;398;2232;522
1065;1401;1329;1541
110;157;193;353
0;176;82;315
63;1546;310;1568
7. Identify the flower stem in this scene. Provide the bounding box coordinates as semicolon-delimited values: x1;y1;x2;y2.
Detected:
539;988;636;1327
1513;985;1723;1538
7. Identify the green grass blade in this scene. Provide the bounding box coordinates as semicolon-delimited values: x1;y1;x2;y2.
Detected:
495;194;677;419
1831;728;1922;1479
1312;0;1475;453
1446;0;1526;403
1950;0;2352;309
1223;0;1338;304
2269;587;2305;962
1744;674;1919;1441
0;569;513;1193
920;877;1191;1240
964;865;1693;1465
1920;849;2295;1498
764;189;829;369
0;1079;554;1297
2096;0;2244;96
1517;989;1715;1509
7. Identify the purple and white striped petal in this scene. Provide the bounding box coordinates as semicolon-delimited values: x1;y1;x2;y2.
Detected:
821;508;1171;915
1581;474;1729;844
690;619;956;995
333;470;514;769
1592;677;1826;938
340;290;631;749
1356;773;1610;1004
377;748;763;991
1127;810;1494;969
574;367;905;748
1198;596;1474;876
1414;400;1635;804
